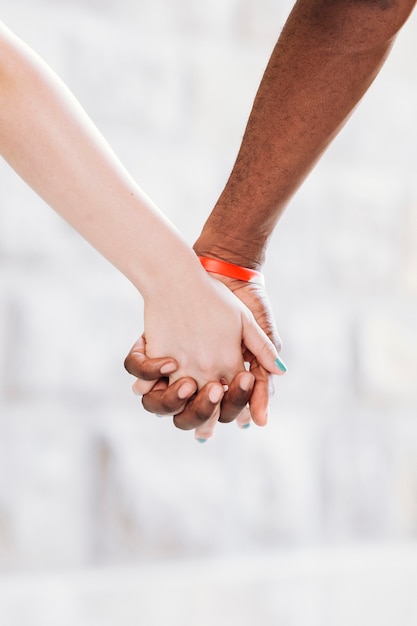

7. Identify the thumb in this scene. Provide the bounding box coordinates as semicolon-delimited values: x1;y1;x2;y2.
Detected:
124;335;178;381
241;313;287;376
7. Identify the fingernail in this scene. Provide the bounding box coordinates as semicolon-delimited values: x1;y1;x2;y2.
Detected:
242;423;251;430
239;372;254;392
160;362;177;375
178;381;196;399
156;414;163;419
275;356;287;373
196;438;207;444
208;385;224;404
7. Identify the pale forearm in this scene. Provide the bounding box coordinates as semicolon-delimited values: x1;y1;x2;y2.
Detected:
0;21;284;428
0;22;202;299
194;0;415;268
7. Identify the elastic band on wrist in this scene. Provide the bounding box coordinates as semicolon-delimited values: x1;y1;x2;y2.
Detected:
199;257;265;286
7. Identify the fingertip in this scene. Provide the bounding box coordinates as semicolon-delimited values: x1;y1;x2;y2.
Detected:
124;346;146;376
238;371;255;392
159;361;178;375
261;350;287;377
132;379;155;396
251;411;268;427
194;430;214;444
194;405;221;441
242;318;286;376
236;407;252;430
194;424;214;441
177;380;197;399
275;355;288;374
208;383;225;404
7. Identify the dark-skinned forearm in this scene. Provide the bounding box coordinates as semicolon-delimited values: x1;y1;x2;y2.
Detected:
194;0;416;269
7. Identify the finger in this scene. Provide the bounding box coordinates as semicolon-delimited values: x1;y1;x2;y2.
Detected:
218;371;255;423
194;404;222;442
247;363;275;427
141;377;198;416
241;314;287;376
236;405;252;429
124;335;178;381
173;382;225;432
132;377;160;396
133;376;171;398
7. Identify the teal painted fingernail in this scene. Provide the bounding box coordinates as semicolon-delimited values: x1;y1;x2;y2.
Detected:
156;414;163;419
242;423;251;430
275;356;287;373
197;438;207;444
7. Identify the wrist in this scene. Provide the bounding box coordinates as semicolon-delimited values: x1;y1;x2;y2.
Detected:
193;228;267;272
138;237;211;302
198;257;265;286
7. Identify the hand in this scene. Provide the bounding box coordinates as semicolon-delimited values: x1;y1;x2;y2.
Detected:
125;275;284;436
125;336;257;437
136;264;281;440
190;238;285;425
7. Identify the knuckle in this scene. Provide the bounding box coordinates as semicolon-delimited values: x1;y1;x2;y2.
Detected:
123;353;135;374
160;396;177;414
124;352;151;379
226;388;249;410
173;414;194;431
218;412;237;423
194;405;212;424
141;396;153;413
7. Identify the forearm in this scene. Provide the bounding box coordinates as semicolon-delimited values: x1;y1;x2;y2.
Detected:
194;0;415;269
0;22;202;299
0;21;283;419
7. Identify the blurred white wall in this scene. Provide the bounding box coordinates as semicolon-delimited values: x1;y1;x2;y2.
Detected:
0;0;417;624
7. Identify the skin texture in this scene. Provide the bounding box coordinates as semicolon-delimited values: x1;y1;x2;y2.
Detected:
0;20;282;442
126;0;416;434
195;0;416;270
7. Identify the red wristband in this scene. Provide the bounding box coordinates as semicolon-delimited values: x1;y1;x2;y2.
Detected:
199;257;265;286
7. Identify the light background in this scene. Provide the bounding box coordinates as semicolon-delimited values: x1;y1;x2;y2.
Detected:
0;1;417;624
